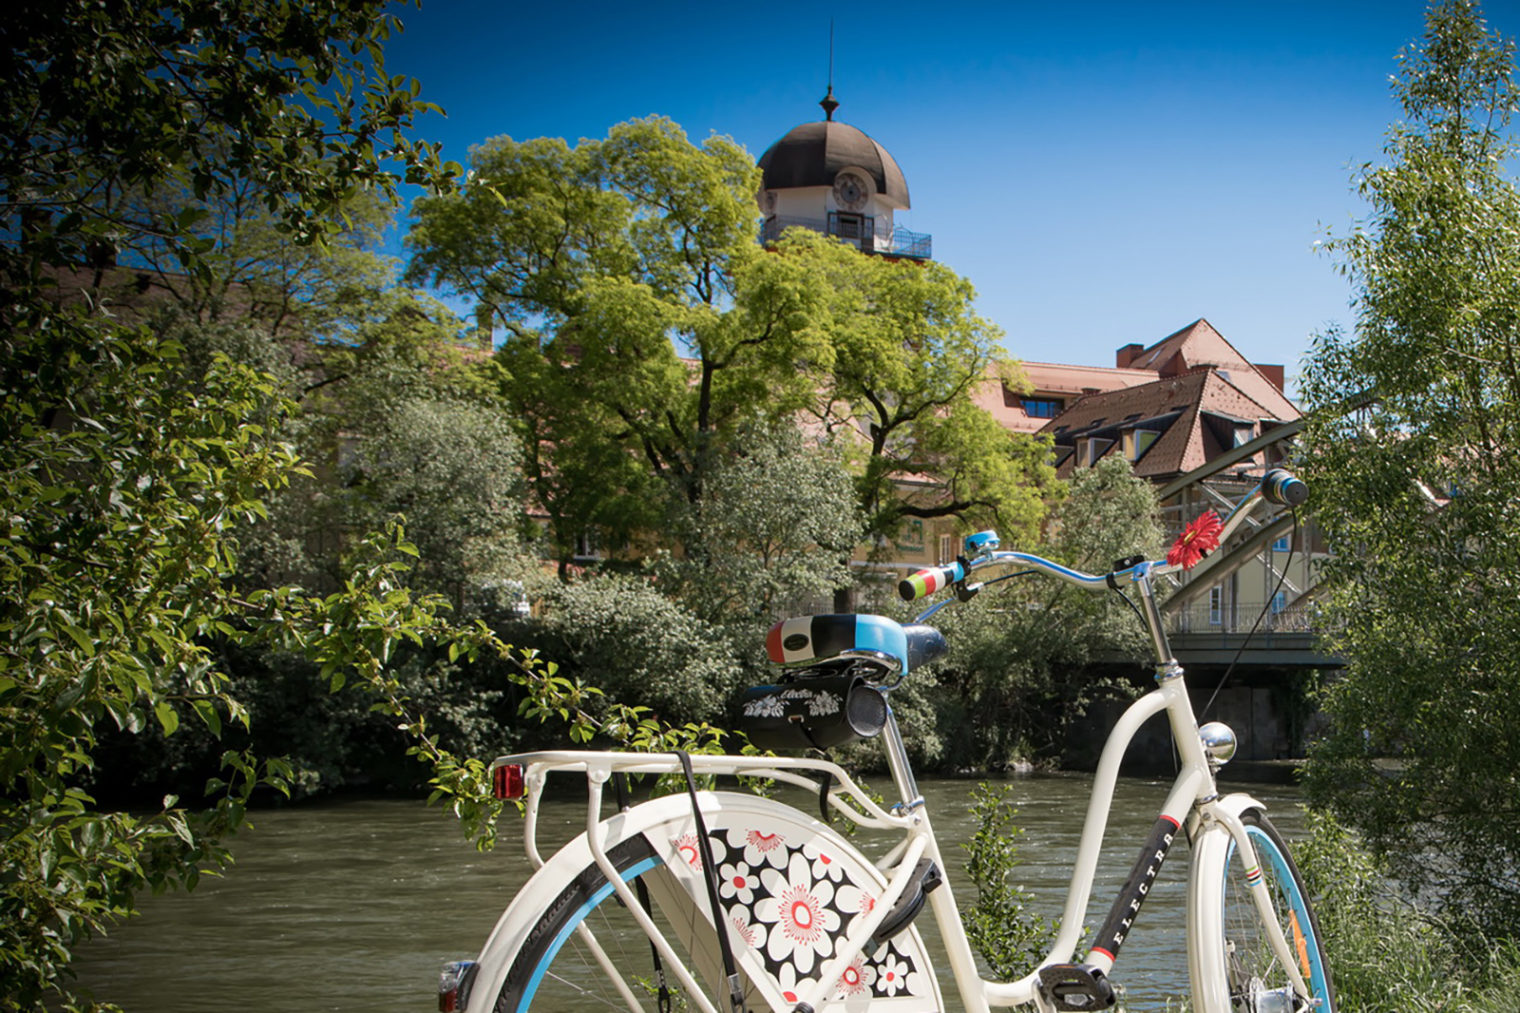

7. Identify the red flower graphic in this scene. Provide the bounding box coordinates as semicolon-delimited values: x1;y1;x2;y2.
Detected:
1168;510;1222;570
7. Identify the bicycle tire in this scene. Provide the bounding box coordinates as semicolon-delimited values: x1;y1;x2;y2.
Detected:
466;791;943;1013
1188;804;1336;1013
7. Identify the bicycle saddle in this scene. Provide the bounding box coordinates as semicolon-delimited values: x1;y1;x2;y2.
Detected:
765;614;947;674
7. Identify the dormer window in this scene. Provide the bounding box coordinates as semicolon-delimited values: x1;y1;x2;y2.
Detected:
1126;429;1160;461
1021;397;1064;418
1077;437;1113;467
1233;423;1255;447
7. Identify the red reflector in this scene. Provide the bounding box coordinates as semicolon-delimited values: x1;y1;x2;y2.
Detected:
493;763;525;800
439;960;475;1012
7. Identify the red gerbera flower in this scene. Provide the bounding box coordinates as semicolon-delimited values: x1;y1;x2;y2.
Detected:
1168;510;1223;570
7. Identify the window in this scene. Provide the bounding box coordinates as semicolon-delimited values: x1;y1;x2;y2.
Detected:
1233;423;1255;447
1271;591;1287;614
938;534;955;565
827;212;873;244
1272;534;1290;553
573;529;602;562
895;518;925;552
1127;429;1159;461
1079;437;1113;467
1021;397;1064;418
1208;585;1224;625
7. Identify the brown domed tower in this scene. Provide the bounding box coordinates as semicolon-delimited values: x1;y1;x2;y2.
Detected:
756;88;931;260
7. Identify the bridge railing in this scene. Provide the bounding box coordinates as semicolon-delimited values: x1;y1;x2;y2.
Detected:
1168;601;1331;636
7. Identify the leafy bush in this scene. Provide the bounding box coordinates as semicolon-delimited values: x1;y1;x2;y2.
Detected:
532;575;744;728
961;783;1057;979
1297;807;1520;1012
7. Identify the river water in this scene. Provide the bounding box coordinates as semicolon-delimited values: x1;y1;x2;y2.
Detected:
71;773;1303;1012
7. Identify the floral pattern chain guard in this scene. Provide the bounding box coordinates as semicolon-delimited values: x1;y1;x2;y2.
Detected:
663;818;939;1010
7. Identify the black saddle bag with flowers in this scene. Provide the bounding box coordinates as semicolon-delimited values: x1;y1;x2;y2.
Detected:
736;661;890;752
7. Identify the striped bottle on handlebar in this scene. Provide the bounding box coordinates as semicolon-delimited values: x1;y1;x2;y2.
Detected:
898;559;965;602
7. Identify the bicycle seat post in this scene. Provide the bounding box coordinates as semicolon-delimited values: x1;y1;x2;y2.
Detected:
880;707;923;813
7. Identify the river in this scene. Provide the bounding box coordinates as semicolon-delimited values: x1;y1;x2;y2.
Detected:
70;772;1304;1011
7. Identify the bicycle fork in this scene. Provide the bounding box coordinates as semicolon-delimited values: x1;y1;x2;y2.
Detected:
1203;801;1314;1004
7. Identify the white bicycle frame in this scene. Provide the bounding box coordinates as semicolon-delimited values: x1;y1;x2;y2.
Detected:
485;481;1312;1013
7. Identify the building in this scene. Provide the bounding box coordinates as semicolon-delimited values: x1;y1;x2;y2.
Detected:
1025;320;1318;651
1037;318;1296;481
746;92;1327;762
755;88;932;260
979;360;1157;435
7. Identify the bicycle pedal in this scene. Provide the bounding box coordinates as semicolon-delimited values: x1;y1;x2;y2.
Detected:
865;858;941;952
1036;963;1116;1011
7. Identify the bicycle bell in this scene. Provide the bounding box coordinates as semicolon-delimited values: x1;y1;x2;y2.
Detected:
962;530;1000;558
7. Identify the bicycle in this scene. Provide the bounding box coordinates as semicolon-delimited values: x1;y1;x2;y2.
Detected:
439;468;1333;1013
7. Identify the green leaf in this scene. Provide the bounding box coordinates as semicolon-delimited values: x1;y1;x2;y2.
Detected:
154;702;180;736
191;699;223;737
59;623;96;657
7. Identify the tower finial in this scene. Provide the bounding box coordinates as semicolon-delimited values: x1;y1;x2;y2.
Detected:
820;84;838;121
820;20;839;121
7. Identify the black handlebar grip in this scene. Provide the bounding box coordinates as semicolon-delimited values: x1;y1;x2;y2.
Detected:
898;560;966;601
1263;468;1308;507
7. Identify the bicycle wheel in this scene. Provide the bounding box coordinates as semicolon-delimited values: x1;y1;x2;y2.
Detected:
1188;803;1335;1013
465;791;943;1013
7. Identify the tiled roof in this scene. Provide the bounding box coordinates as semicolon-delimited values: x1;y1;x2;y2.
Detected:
1124;318;1295;419
1038;368;1298;481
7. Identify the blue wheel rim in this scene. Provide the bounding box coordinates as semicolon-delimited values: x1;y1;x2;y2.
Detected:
519;854;667;1011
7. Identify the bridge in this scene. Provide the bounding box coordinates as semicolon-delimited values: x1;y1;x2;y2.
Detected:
1076;421;1343;771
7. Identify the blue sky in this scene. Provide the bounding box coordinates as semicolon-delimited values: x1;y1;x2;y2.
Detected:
384;1;1520;392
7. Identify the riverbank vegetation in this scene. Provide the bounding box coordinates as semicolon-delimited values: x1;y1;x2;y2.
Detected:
1299;810;1520;1013
1290;0;1520;1007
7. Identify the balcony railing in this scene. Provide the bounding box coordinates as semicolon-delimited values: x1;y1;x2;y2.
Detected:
889;226;932;259
759;215;933;260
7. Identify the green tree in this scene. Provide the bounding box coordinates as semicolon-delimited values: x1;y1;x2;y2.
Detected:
137;292;532;800
1;323;304;1007
0;2;464;1005
61;153;403;345
1301;0;1520;939
927;456;1161;770
406;118;1054;574
407;117;819;567
791;228;1054;547
275;290;527;606
1;0;453;269
653;418;865;626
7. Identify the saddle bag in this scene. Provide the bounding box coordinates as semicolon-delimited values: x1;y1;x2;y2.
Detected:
737;668;888;752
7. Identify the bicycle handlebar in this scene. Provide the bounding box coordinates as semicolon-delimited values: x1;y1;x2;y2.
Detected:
1262;467;1307;507
897;468;1307;604
897;560;966;602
